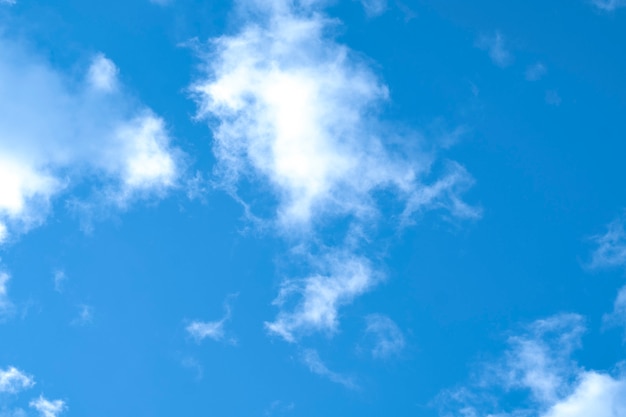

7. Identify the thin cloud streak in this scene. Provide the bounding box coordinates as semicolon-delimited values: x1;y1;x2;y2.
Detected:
301;349;357;389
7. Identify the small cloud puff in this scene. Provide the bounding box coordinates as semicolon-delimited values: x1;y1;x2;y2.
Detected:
526;62;547;81
29;396;66;417
0;366;35;394
364;314;405;359
588;214;626;269
87;54;119;93
0;272;14;320
71;304;94;326
476;31;513;68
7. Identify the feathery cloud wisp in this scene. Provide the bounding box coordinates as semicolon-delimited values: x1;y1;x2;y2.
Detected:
589;215;626;269
301;349;357;389
364;314;405;359
186;296;235;343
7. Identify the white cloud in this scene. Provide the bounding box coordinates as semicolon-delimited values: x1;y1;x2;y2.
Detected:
186;296;235;343
71;304;93;326
191;1;476;234
192;0;477;344
526;62;547;81
186;319;226;342
364;314;405;359
301;349;357;389
477;31;513;68
0;367;34;394
87;53;118;93
0;272;14;319
589;216;626;269
266;253;376;342
591;0;626;11
359;0;387;16
52;270;66;293
603;285;626;333
439;313;626;417
29;396;66;417
0;35;182;242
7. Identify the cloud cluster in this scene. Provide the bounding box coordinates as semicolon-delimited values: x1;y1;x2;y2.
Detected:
192;0;477;345
0;366;65;417
0;36;183;244
439;314;626;417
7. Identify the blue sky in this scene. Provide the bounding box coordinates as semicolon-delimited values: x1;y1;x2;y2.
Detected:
2;0;626;416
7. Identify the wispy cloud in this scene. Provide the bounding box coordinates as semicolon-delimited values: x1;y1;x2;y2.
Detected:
186;295;236;343
359;0;387;17
603;284;626;332
438;313;626;417
0;36;184;243
591;0;626;11
301;349;357;389
0;367;34;394
0;272;14;320
70;304;94;326
526;62;547;81
52;270;67;293
364;314;405;359
476;31;513;68
266;253;376;342
192;0;478;347
29;396;66;417
0;0;16;5
588;215;626;269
